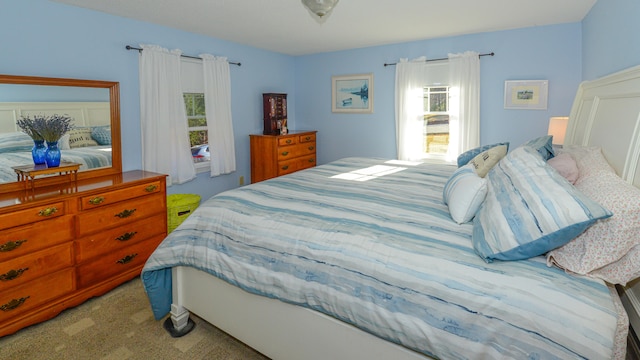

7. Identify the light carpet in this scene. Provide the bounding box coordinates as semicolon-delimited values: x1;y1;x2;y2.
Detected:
0;278;269;360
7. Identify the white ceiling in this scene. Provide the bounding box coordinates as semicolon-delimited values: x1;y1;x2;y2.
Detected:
51;0;597;56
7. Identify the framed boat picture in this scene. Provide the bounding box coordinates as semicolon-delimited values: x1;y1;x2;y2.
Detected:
332;73;373;113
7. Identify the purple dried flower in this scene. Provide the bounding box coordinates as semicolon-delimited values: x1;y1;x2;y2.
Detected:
28;114;74;143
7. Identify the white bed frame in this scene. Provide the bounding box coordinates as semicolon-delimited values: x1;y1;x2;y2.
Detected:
167;64;640;360
564;64;640;350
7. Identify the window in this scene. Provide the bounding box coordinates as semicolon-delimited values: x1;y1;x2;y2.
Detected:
423;86;450;156
183;92;209;164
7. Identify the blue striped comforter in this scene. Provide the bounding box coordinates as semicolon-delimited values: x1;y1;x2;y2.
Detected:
0;146;112;182
142;157;619;359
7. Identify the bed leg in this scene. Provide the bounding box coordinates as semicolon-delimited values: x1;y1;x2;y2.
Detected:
162;304;195;338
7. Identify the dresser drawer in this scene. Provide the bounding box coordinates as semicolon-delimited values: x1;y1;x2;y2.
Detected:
278;154;317;176
298;133;316;143
0;216;73;263
76;193;164;236
0;201;66;231
79;180;163;211
76;235;163;288
0;243;73;292
277;142;316;161
75;213;166;263
277;136;298;147
0;268;74;323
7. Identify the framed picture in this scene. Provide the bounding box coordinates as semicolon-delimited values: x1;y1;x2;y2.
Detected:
504;80;548;110
332;73;373;113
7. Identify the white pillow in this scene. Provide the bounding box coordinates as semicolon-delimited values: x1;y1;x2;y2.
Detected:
58;133;71;150
442;164;488;224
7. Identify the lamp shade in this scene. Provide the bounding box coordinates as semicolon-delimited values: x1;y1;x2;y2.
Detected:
301;0;340;17
548;116;569;145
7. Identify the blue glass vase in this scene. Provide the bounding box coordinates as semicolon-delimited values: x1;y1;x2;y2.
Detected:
31;140;46;165
45;141;61;167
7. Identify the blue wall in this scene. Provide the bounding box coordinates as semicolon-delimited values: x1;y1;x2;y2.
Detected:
582;0;640;80
296;24;582;164
2;0;634;200
1;0;295;200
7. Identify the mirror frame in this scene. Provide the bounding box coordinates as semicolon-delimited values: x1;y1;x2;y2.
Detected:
0;74;122;193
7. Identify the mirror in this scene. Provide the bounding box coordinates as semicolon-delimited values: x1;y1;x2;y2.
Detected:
0;74;121;193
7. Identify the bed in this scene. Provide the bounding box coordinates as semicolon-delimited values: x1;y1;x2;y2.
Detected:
141;64;640;359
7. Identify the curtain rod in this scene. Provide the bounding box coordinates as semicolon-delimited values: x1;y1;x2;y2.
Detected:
383;52;494;67
125;45;241;66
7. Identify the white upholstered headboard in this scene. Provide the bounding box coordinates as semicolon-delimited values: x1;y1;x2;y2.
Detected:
572;64;640;344
0;101;111;133
565;64;640;188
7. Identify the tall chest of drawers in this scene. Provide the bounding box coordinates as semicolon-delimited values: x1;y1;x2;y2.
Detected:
0;170;167;337
250;130;317;183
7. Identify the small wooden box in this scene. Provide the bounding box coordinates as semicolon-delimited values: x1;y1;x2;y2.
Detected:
263;93;287;135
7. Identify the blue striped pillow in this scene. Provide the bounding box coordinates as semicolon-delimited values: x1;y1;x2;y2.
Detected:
524;135;555;160
472;145;612;262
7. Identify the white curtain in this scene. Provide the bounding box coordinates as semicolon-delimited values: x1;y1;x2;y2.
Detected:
139;44;196;185
447;51;480;161
395;57;428;161
200;54;236;176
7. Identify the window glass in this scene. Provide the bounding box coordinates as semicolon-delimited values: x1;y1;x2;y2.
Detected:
184;93;209;163
423;86;450;155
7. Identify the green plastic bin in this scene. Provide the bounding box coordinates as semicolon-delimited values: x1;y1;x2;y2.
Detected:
167;194;201;233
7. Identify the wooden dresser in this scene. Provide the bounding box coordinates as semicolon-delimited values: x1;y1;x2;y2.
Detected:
0;170;167;337
250;130;317;183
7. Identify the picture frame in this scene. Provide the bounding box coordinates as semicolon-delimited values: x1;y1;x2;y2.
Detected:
332;73;374;113
504;80;548;110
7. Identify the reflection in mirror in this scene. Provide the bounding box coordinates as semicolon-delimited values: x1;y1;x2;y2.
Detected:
0;75;121;193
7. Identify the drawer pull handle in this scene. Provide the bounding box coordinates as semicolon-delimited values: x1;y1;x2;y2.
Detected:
308;146;314;150
281;151;289;156
0;240;27;252
38;207;58;217
281;165;289;170
115;209;137;218
0;296;30;312
309;158;315;163
117;253;138;264
285;139;292;144
305;136;311;141
0;268;29;282
145;184;158;192
116;232;137;241
89;197;105;205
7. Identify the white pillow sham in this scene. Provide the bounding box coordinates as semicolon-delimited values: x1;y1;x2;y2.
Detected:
442;164;487;224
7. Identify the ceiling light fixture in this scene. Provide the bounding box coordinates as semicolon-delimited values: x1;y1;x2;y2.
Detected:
301;0;340;18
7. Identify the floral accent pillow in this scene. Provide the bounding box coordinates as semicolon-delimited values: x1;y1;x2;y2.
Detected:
468;144;508;177
547;169;640;285
67;127;99;148
456;142;509;167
